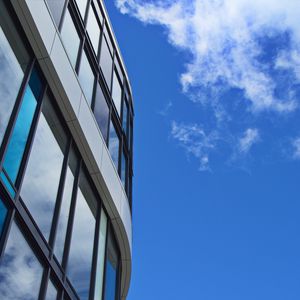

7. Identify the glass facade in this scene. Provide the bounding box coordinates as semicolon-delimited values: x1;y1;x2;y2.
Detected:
0;1;133;299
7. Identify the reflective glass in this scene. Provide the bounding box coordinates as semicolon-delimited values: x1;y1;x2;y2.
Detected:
94;209;107;300
100;37;113;89
122;98;128;137
86;5;100;54
0;198;7;236
54;148;77;264
112;71;122;116
45;0;65;26
103;230;118;300
61;9;80;67
67;171;97;300
3;68;42;186
21;94;66;240
76;0;88;19
108;121;119;170
0;221;43;299
121;150;127;189
94;83;109;142
78;51;94;105
45;279;58;300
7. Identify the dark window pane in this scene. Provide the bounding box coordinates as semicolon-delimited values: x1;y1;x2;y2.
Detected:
108;121;119;170
94;209;107;300
103;229;118;300
61;9;80;67
53;148;77;264
0;221;43;299
86;5;100;54
2;68;42;188
45;0;65;26
112;71;122;116
67;171;97;300
21;93;66;240
94;83;109;142
122;98;128;137
78;51;94;105
100;37;113;89
0;198;7;236
76;0;88;19
45;279;58;300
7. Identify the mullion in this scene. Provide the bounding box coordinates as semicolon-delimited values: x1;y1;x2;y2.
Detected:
101;220;110;300
39;267;51;300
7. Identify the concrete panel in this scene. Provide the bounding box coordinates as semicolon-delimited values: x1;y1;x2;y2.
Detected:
120;191;132;253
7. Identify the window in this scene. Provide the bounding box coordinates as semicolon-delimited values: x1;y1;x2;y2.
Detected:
45;278;58;300
78;51;95;105
67;170;97;300
121;149;127;189
1;68;43;196
76;0;88;19
112;70;122;116
93;209;107;300
122;97;128;137
0;3;30;146
0;221;44;299
103;228;119;300
0;198;7;236
61;9;80;67
45;0;65;26
94;82;109;142
20;93;67;241
100;36;113;89
53;147;77;264
86;4;101;55
108;121;119;170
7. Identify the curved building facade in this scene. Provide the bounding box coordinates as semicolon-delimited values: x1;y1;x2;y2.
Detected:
0;0;133;299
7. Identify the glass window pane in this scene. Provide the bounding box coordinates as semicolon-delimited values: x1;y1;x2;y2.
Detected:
45;279;58;300
0;198;7;236
2;68;42;188
0;6;30;146
103;229;119;300
45;0;65;26
121;150;127;189
94;83;109;142
61;9;80;67
100;37;113;89
20;94;66;241
94;209;107;300
112;71;122;116
108;121;119;170
0;221;44;299
67;171;97;300
54;148;77;264
78;51;94;106
122;98;128;137
76;0;88;19
86;5;100;54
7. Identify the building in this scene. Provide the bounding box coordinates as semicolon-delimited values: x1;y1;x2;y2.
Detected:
0;0;133;299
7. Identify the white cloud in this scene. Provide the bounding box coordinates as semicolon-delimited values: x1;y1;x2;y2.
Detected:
238;128;260;154
292;137;300;159
171;121;218;171
116;0;300;113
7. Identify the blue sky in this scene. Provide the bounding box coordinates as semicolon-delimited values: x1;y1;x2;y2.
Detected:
104;1;300;299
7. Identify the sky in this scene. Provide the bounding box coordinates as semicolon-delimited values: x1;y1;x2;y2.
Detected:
104;1;300;299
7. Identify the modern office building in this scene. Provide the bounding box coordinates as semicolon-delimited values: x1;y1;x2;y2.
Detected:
0;0;133;299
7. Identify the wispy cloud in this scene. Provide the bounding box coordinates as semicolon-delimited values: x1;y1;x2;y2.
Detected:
292;137;300;159
116;0;300;114
158;101;173;116
238;128;260;154
171;121;218;171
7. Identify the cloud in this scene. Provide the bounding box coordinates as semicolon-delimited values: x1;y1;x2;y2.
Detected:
116;0;300;114
158;100;173;116
292;137;300;159
171;121;218;171
238;128;260;154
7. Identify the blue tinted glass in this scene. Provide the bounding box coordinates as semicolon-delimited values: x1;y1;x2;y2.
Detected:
104;261;117;300
0;172;15;198
3;86;37;184
0;198;7;235
28;67;43;100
